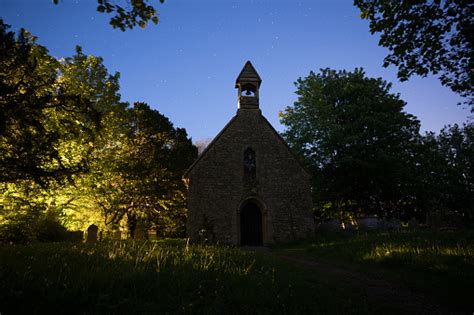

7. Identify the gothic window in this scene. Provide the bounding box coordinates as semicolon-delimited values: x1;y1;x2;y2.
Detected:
244;148;256;181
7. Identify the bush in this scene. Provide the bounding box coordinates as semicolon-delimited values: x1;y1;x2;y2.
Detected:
0;211;71;244
33;214;69;242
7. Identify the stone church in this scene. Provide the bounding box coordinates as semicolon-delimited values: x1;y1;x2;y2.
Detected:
184;61;314;245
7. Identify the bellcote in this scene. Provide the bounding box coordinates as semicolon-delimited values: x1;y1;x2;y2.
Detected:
235;61;262;110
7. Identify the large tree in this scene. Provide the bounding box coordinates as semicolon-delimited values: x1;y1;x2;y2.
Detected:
354;0;473;107
0;21;100;185
434;123;473;222
51;48;197;237
280;68;421;221
85;102;197;237
0;22;197;241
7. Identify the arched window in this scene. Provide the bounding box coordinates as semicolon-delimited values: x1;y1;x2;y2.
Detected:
242;83;256;97
244;148;256;181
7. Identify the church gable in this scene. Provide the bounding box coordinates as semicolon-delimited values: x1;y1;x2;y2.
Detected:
184;111;309;180
185;61;314;245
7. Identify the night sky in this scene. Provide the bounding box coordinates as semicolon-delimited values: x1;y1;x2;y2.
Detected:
1;0;471;143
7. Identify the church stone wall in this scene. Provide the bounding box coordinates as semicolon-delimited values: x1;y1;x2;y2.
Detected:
186;108;314;245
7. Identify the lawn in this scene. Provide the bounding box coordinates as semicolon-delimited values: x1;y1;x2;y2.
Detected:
272;229;474;313
0;230;473;314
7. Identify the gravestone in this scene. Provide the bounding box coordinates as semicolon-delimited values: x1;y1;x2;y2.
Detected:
86;224;98;243
147;229;157;241
318;219;341;231
377;218;401;230
408;217;418;229
112;229;122;240
358;217;378;230
134;221;147;240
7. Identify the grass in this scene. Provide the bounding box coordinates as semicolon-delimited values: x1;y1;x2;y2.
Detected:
272;229;474;313
0;239;380;314
1;240;281;314
1;230;473;313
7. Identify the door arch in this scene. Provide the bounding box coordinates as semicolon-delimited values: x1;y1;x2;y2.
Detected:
240;201;263;246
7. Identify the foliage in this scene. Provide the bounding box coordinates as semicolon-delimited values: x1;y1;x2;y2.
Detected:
53;0;165;31
280;68;421;220
0;206;70;244
421;123;474;223
0;179;80;243
0;23;196;240
0;20;101;185
58;45;124;114
81;102;197;237
354;0;473;107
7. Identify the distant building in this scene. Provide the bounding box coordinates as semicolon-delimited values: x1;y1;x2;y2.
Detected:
184;61;314;245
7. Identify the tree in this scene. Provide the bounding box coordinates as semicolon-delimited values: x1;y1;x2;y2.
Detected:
53;0;165;31
0;26;120;241
408;123;473;225
0;22;197;241
279;68;421;221
48;44;129;232
0;20;101;185
354;0;473;107
85;102;197;237
435;123;473;222
58;46;124;114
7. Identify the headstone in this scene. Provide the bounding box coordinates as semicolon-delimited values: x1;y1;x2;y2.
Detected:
344;221;357;231
134;221;147;240
147;229;157;241
318;219;341;231
86;224;98;243
112;230;122;240
408;217;418;229
376;218;400;230
358;217;378;230
426;210;465;229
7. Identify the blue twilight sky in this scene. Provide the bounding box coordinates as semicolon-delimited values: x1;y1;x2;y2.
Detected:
1;0;471;142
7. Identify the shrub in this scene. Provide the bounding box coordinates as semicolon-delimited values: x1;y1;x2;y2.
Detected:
0;211;71;244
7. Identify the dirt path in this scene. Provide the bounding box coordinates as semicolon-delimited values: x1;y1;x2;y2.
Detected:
272;253;455;314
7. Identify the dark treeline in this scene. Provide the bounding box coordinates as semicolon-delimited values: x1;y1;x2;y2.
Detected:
280;69;473;226
0;21;197;243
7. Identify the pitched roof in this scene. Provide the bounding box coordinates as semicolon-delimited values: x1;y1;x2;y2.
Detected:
235;61;262;88
183;113;311;178
259;115;312;178
183;115;237;178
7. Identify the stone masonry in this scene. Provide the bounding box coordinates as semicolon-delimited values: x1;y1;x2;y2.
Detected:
184;61;314;245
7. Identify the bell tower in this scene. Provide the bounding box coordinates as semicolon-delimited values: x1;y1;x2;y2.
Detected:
235;61;262;110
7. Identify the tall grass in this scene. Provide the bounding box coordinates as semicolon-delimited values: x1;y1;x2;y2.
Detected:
2;231;472;313
0;240;306;314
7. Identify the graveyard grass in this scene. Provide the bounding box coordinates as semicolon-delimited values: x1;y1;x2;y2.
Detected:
1;230;473;314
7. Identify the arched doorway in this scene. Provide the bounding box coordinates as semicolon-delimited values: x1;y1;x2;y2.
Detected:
240;201;263;246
